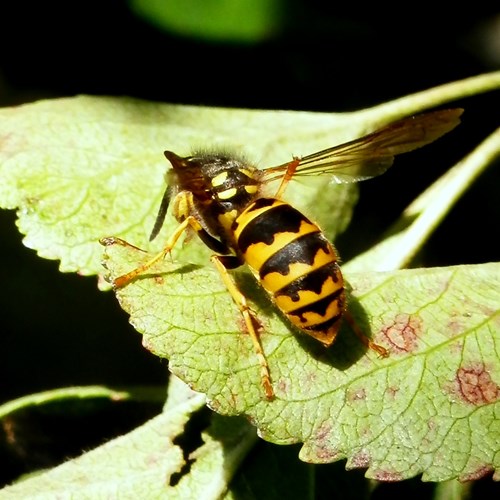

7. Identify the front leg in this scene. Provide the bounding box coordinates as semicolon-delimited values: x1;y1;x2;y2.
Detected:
101;216;208;288
101;190;229;288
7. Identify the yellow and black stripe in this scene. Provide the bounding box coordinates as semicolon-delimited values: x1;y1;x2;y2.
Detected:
233;198;345;346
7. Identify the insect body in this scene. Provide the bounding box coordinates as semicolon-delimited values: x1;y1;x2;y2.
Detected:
233;197;345;347
101;108;463;400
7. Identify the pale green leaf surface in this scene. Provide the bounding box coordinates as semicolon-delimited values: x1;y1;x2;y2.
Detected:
1;72;500;484
103;245;500;481
0;95;359;274
1;72;499;276
1;378;257;499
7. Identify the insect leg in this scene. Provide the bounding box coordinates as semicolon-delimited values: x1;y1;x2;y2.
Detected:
343;311;389;357
211;255;274;400
103;215;207;288
274;157;301;199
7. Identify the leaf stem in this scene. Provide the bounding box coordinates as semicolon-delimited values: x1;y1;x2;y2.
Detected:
0;385;166;419
347;126;500;272
356;70;500;128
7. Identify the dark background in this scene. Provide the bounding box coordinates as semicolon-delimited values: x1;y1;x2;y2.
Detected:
0;2;499;490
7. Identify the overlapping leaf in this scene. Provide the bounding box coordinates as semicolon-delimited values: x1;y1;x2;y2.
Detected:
0;379;257;498
0;95;363;274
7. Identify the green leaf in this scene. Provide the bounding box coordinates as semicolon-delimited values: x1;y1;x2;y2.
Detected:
1;72;499;277
0;95;362;276
104;252;500;481
1;378;257;498
1;71;500;485
129;0;282;43
0;386;162;419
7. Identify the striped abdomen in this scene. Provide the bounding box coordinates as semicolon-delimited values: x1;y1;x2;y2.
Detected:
232;198;345;346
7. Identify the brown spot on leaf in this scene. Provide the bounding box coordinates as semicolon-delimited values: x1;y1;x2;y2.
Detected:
306;370;318;383
314;423;332;441
459;465;494;482
314;445;343;464
449;340;464;355
277;378;289;394
386;386;400;400
446;318;465;336
455;363;500;405
372;470;404;482
347;387;366;402
421;418;438;447
446;310;481;338
307;424;340;462
311;447;341;462
348;450;371;469
154;275;165;285
381;313;421;353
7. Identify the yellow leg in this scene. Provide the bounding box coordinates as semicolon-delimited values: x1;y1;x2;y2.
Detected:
343;311;389;357
211;256;274;400
101;217;198;288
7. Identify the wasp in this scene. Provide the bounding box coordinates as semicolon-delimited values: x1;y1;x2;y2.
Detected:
101;108;462;400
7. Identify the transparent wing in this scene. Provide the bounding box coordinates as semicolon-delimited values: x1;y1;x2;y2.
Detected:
260;108;463;185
